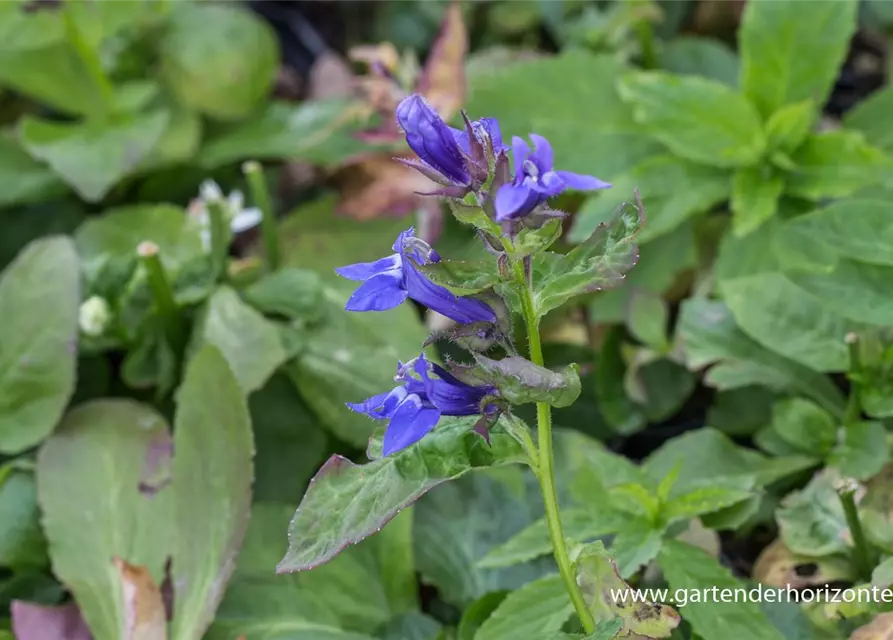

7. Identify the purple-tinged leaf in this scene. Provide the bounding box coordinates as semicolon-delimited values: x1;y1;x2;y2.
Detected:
533;192;644;317
277;416;525;573
12;601;91;640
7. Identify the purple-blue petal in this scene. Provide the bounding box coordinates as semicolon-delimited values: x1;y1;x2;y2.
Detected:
335;254;401;282
528;171;565;196
344;272;408;312
480;118;509;153
392;227;416;253
528;134;554;172
556;170;612;192
382;395;441;456
494;183;538;221
396;95;470;185
403;261;497;324
510;136;531;173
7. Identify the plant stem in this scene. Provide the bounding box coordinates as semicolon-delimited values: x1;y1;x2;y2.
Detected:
838;480;875;582
845;333;862;426
635;19;658;70
243;161;281;271
512;260;596;634
137;242;183;350
207;199;230;280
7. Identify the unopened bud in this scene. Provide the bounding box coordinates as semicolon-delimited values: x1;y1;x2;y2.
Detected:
137;241;159;258
78;296;111;337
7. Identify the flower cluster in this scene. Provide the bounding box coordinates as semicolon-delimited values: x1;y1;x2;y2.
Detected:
338;94;611;455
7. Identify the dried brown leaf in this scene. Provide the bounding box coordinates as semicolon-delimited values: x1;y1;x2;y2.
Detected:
335;154;435;220
753;538;852;589
416;1;467;118
115;557;168;640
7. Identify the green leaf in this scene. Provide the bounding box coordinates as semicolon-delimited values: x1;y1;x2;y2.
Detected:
414;470;549;607
159;3;278;120
661;36;739;87
609;520;664;578
0;466;47;570
536;197;642;317
829;422;889;481
277;417;525;573
575;541;680;637
249;375;328;504
169;346;255;640
659;540;784;639
739;0;857;118
781;199;893;268
676;299;846;416
74;203;204;280
787;259;893;326
0;136;66;207
785;131;891;200
776;470;848;556
36;400;171;640
730;166;783;236
19;111;169;202
378;613;441;640
414;259;501;295
478;506;628;569
458;591;509;640
465;52;662;181
765;100;815;154
461;355;581;408
198;100;372;169
571;155;730;245
242;268;326;321
0;237;79;454
769;397;837;457
585;619;624;640
844;86;893;154
191;286;288;394
593;326;645;436
626;290;668;351
472;574;574;640
662;483;755;523
208;502;408;639
618;71;765;167
626;357;698;424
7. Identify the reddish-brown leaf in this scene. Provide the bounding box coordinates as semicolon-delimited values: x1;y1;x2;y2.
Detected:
415;1;467;119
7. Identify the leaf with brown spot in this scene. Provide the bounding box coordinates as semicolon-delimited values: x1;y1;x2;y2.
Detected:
115;557;167;640
415;1;467;118
753;538;853;589
849;613;893;640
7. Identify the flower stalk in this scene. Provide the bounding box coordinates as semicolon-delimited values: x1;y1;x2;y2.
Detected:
137;241;183;350
512;259;596;634
845;332;862;426
206;198;230;280
837;478;875;582
243;161;281;272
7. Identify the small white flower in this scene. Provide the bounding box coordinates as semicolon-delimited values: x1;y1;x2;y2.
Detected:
79;296;111;337
188;181;262;252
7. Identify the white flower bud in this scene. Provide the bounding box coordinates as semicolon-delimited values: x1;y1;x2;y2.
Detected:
79;296;112;337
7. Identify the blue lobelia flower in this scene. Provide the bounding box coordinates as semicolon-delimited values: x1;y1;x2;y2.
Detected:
335;228;497;325
396;94;508;189
493;134;611;221
348;354;498;455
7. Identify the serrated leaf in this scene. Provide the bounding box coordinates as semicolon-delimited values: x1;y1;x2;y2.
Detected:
36;400;172;640
535;197;642;317
662;482;754;523
19;111;169;202
765;100;815;154
787;260;893;327
465;355;581;408
0;237;79;454
659;540;784;640
414;259;501;295
609;520;663;579
829;422;889;481
677;298;846;415
277;417;524;572
191;286;288;394
739;0;857;118
785;131;891;201
575;541;679;637
169;346;254;640
845;86;893;154
618;71;765;167
770;397;837;457
472;574;574;640
777;470;848;557
661;36;739;87
731;166;783;236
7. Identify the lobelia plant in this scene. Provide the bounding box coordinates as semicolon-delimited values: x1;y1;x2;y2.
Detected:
277;94;679;637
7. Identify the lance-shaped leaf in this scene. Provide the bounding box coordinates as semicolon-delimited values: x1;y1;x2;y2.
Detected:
455;355;582;408
414;259;501;295
534;195;643;317
575;541;680;638
277;416;525;573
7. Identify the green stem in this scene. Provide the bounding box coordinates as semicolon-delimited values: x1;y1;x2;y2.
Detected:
845;333;862;426
137;242;183;350
635;19;658;70
207;199;230;281
513;260;596;634
838;481;875;582
243;161;281;271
